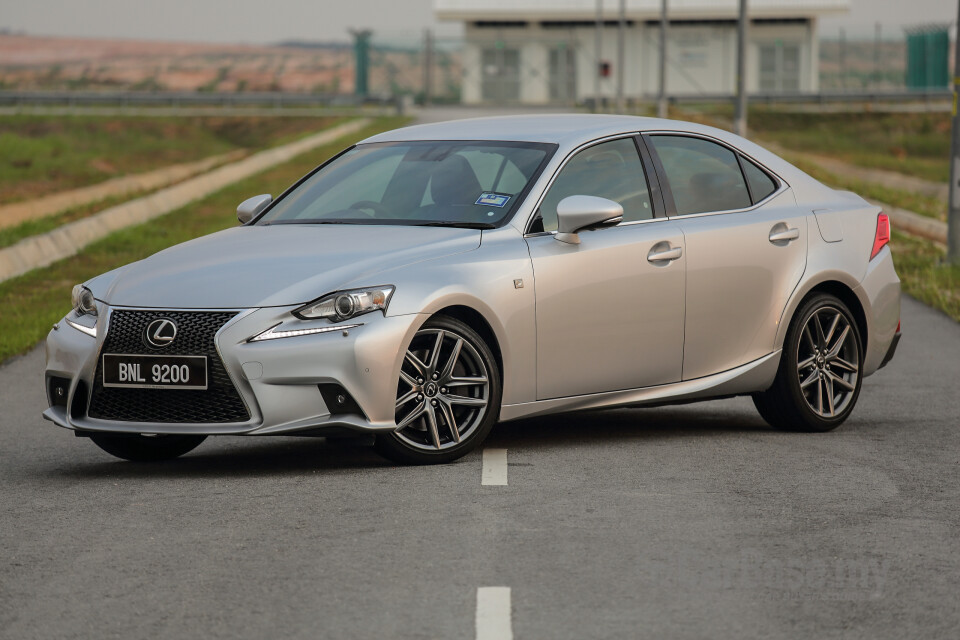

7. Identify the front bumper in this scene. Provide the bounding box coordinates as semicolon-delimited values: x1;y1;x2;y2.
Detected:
43;305;425;436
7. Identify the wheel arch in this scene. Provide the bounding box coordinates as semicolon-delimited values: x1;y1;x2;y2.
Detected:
777;276;868;352
431;305;504;384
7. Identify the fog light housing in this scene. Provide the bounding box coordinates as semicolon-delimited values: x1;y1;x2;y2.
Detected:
48;376;70;408
318;384;365;418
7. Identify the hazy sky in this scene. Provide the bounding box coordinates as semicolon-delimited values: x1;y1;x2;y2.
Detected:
2;0;955;45
820;0;956;38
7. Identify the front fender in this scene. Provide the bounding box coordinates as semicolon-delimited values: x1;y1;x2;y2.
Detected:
373;227;537;406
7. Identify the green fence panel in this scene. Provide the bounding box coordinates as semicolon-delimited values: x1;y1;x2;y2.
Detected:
906;29;949;90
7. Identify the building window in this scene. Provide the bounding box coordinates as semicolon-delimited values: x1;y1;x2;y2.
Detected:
758;42;801;92
548;47;576;102
481;48;521;102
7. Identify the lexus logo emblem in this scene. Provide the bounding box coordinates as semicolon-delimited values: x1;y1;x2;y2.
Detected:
145;318;178;348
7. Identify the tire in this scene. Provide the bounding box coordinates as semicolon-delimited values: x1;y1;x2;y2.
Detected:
89;433;207;461
752;293;863;432
375;316;501;465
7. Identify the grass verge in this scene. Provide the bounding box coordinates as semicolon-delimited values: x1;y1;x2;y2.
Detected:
677;105;950;183
0;116;409;363
675;106;947;220
780;153;946;222
0;114;341;204
746;109;950;184
889;232;960;323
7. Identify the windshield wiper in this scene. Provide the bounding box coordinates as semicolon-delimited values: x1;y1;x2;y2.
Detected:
265;219;365;225
413;221;496;230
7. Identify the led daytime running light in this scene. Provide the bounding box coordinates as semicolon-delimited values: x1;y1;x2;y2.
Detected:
249;323;362;342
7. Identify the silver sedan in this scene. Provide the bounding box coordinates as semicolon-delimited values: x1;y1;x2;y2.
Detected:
44;115;901;464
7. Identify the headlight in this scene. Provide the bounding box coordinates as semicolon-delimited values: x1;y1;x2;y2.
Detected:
294;286;395;322
71;285;98;317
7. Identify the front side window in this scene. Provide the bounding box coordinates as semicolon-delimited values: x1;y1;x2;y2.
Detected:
649;135;752;215
258;141;555;228
536;137;652;232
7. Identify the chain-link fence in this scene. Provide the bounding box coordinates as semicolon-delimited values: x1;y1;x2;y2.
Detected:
819;23;954;92
367;22;955;107
367;26;621;107
0;23;953;106
367;33;464;104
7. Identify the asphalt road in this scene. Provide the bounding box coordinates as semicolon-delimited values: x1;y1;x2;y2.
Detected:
2;106;958;638
1;293;957;639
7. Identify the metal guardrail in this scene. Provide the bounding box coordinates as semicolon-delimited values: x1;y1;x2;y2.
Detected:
0;90;402;110
663;90;952;105
2;89;950;112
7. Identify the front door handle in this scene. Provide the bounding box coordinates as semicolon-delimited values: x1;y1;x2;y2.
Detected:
647;244;683;263
769;225;800;244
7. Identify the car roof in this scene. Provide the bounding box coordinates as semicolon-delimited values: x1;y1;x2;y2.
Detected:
361;114;721;149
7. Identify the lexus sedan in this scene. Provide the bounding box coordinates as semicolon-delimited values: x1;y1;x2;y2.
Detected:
44;115;901;464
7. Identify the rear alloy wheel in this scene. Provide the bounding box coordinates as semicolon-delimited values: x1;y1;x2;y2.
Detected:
375;316;501;464
753;293;863;432
89;433;207;462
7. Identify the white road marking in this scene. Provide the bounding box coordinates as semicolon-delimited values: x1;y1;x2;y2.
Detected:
481;448;508;486
476;587;512;640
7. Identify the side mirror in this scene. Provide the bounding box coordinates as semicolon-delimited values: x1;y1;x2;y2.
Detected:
237;194;272;224
555;195;623;244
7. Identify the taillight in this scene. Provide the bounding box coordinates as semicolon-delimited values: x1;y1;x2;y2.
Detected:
870;212;890;260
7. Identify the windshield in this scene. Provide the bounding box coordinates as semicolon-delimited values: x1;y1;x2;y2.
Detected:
257;140;556;228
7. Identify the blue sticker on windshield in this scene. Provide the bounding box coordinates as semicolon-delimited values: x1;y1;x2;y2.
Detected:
475;193;511;208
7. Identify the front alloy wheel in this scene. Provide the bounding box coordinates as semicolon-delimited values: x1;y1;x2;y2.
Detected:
375;316;501;464
753;293;863;432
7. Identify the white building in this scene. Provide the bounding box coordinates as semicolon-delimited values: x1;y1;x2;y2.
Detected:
435;0;849;104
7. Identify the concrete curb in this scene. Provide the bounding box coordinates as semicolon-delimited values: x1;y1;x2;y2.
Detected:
0;118;369;284
0;149;248;231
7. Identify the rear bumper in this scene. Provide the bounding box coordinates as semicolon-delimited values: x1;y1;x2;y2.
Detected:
878;330;901;370
855;248;901;377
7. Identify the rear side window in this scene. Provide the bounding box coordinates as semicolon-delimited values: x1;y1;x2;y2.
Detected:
741;156;778;203
537;137;652;232
649;135;751;215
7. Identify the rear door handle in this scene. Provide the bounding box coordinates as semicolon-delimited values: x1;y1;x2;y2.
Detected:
769;226;800;243
647;244;683;263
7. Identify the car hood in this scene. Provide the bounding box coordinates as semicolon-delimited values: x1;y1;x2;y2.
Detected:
94;224;481;309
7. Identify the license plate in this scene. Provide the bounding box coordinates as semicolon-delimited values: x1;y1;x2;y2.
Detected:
102;354;208;390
